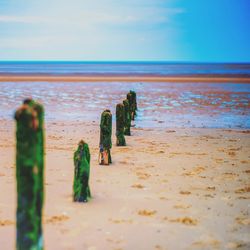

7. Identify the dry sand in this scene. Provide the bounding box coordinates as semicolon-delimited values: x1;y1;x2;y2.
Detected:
0;81;250;250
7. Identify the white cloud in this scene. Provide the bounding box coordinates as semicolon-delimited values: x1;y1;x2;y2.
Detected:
0;15;48;24
0;35;77;49
0;2;184;26
0;37;50;49
0;0;185;60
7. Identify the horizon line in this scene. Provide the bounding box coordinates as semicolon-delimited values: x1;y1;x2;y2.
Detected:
0;60;250;64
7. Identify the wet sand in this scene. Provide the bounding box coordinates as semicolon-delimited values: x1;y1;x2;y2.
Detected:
0;81;250;249
0;74;250;83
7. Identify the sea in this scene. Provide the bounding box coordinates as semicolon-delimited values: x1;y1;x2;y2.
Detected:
0;61;250;76
0;62;250;129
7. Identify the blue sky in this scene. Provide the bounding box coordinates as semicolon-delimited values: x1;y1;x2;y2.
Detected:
0;0;249;61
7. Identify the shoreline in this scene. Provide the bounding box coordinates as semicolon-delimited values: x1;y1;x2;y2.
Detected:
0;74;250;82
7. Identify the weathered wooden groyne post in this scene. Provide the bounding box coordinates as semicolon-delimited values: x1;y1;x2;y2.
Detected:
123;99;131;136
99;109;112;165
116;103;126;146
129;90;137;120
130;90;137;112
15;98;44;250
73;140;91;202
126;92;134;121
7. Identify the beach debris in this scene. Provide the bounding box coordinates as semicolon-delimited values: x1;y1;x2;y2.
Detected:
235;186;250;193
0;219;14;226
226;242;248;249
123;99;131;136
99;110;112;165
173;204;191;209
235;216;250;225
204;194;215;198
220;172;238;181
109;218;133;224
73;140;91;202
116;103;126;146
183;166;206;176
136;171;151;180
155;245;164;250
241;161;249;164
15;98;45;250
46;214;69;224
166;130;176;133
157;150;165;153
169;217;198;225
138;210;157;216
214;158;224;163
192;236;220;248
180;190;191;195
228;151;236;157
131;184;144;189
237;196;250;200
240;130;250;134
159;197;168;200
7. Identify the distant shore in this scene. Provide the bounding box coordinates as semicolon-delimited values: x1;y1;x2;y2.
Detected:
0;74;250;83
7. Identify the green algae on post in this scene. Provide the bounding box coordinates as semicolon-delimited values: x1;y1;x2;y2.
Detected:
123;99;131;136
116;103;126;146
130;90;137;111
130;90;137;119
15;99;44;250
126;92;134;121
99;109;112;165
73;140;91;202
127;90;137;121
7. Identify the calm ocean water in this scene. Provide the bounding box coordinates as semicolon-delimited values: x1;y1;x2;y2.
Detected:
0;61;250;76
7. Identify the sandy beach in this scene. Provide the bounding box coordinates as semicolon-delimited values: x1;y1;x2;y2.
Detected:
0;81;250;250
